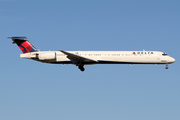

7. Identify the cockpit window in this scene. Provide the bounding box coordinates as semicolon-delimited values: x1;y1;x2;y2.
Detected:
162;53;168;56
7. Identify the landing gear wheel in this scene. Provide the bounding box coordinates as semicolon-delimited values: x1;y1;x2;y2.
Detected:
165;64;169;69
78;65;85;72
80;67;85;71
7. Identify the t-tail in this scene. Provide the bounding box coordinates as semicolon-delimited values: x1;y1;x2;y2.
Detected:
7;37;39;53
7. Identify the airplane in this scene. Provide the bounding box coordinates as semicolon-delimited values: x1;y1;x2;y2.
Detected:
8;36;175;71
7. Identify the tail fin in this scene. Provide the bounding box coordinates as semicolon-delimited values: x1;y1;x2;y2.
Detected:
8;37;40;53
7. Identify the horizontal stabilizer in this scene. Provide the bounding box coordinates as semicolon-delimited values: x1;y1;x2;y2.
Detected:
7;37;28;44
7;37;28;41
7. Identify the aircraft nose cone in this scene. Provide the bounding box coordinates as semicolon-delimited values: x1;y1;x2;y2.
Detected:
170;57;175;63
172;58;175;63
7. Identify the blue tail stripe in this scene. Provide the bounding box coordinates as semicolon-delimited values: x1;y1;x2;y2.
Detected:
20;45;27;53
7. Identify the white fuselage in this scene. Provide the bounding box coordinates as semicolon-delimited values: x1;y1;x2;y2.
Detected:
20;51;175;65
8;36;175;71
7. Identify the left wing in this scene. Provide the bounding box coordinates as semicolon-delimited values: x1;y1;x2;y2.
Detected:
59;50;98;65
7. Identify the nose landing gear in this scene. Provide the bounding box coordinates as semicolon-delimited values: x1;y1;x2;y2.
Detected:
165;64;169;69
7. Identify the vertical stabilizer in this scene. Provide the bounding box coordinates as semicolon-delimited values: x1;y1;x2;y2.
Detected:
8;37;39;53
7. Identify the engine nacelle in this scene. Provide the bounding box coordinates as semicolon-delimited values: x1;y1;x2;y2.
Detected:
38;52;56;60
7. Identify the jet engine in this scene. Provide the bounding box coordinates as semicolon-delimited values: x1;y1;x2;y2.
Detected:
38;52;56;60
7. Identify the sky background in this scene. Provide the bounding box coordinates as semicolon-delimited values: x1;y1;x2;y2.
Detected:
0;0;180;120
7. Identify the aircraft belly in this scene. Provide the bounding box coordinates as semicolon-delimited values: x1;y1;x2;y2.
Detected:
97;56;160;64
54;54;161;64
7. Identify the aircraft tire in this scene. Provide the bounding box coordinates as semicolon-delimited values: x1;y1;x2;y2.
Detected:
78;65;85;71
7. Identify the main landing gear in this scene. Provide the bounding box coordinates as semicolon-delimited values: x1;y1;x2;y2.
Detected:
78;64;85;72
165;64;169;69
